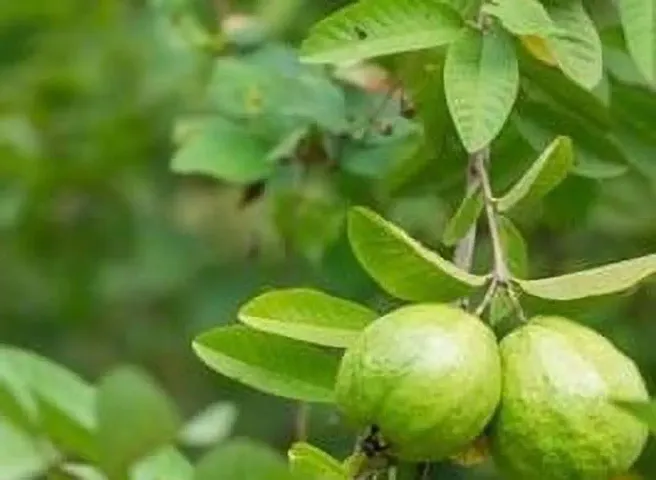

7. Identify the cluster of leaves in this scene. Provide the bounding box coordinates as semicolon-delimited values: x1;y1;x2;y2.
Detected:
179;0;656;476
0;345;320;480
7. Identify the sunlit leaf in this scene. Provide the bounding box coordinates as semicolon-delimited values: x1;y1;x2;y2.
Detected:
193;326;340;403
348;207;487;302
442;188;483;246
484;0;554;36
97;367;181;478
545;0;603;89
0;420;57;480
618;0;656;83
498;136;573;212
300;0;462;64
444;26;519;152
132;447;192;480
239;289;377;348
179;403;238;448
516;254;656;300
0;347;97;460
288;442;348;479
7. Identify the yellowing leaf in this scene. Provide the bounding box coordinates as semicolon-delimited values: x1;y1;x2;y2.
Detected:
521;35;557;66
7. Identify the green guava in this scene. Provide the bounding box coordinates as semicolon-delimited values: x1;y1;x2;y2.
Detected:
491;316;649;480
334;304;501;461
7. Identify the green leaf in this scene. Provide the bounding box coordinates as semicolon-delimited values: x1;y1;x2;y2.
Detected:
238;289;377;348
442;188;483;246
171;118;274;184
444;26;519;152
347;207;487;302
97;367;181;478
497;136;574;212
59;463;106;480
516;253;656;300
484;0;554;36
497;216;529;279
288;442;348;480
300;0;462;64
0;347;97;460
613;400;656;433
179;402;237;448
0;420;57;480
545;0;603;89
132;447;193;480
195;439;295;480
618;0;656;83
193;326;340;403
0;361;37;432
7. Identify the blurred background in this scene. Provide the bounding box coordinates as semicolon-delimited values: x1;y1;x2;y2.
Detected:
0;0;655;477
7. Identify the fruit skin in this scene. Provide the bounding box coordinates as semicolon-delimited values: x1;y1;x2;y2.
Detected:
491;316;649;480
335;303;501;461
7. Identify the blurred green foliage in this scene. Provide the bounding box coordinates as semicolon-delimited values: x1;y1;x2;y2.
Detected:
0;0;655;478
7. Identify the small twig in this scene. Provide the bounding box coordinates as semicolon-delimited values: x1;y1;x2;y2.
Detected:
417;462;431;479
475;279;498;317
505;284;528;323
472;149;510;284
295;402;309;442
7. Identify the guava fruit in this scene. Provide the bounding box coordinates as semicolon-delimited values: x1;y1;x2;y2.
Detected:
334;304;501;461
491;316;649;480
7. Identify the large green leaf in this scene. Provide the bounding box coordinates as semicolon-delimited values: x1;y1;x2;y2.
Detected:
484;0;554;36
498;216;529;279
288;442;348;480
239;289;377;348
516;253;656;300
171;118;274;185
0;347;97;460
545;0;603;89
444;26;519;152
441;188;483;246
347;207;487;302
300;0;462;64
97;367;181;478
497;136;573;212
193;326;340;403
195;439;295;480
0;361;37;432
0;421;57;480
614;401;656;434
618;0;656;83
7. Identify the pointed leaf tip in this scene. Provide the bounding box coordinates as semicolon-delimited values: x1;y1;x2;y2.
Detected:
239;289;376;348
347;207;487;302
193;326;339;403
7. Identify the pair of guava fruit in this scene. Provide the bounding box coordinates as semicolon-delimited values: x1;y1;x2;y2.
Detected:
335;304;649;479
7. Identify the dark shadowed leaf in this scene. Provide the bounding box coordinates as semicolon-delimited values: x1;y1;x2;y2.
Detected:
516;254;656;300
498;217;529;279
193;326;340;403
300;0;462;64
239;289;377;348
348;207;487;302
